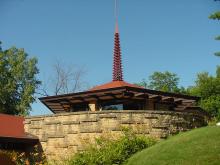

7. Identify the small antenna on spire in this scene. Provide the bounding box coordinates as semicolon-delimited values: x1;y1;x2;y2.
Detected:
115;0;119;33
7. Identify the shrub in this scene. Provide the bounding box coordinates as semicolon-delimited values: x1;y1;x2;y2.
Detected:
0;145;47;165
0;150;16;165
68;128;157;165
0;150;27;165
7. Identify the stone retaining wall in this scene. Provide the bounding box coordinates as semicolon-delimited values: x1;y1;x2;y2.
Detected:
24;110;207;160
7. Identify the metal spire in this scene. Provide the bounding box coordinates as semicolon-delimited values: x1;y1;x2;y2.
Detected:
113;0;123;81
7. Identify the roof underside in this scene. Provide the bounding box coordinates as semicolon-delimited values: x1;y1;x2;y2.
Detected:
0;114;39;144
39;81;200;114
0;133;39;144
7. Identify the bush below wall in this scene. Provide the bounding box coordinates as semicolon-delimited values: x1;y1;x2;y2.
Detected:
67;128;157;165
0;147;47;165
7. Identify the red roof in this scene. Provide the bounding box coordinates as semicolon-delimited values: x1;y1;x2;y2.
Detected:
0;114;38;142
89;81;144;91
0;114;25;138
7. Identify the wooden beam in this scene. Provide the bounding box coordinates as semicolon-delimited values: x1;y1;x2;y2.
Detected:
60;103;70;111
104;92;119;99
162;97;174;102
174;98;183;104
123;91;134;97
69;99;84;104
149;95;162;100
89;94;101;100
48;105;63;108
86;88;126;98
134;93;149;98
182;100;195;104
53;109;64;111
84;98;99;102
43;102;61;106
60;101;70;104
98;95;116;100
62;104;70;108
72;96;85;101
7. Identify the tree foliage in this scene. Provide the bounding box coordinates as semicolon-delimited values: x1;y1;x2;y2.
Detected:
134;79;148;89
136;71;186;93
0;43;40;115
209;0;220;56
148;71;179;92
209;11;220;20
189;66;220;119
137;68;220;119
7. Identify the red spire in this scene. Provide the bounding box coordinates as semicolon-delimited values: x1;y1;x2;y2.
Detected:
113;0;123;81
113;23;123;81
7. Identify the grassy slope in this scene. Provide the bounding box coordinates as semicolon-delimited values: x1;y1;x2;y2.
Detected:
126;126;220;165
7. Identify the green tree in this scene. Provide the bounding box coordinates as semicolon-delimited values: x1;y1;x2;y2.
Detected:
135;71;187;94
209;0;220;56
0;42;41;115
134;79;148;88
149;71;180;92
189;66;220;119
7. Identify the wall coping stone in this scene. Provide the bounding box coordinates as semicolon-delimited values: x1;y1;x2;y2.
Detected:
25;110;204;119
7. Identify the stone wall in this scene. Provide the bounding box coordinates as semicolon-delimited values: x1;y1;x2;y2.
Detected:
24;110;207;160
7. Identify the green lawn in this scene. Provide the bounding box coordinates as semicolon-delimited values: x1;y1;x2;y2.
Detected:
126;126;220;165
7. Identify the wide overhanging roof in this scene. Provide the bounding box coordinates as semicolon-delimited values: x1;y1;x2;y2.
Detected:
39;81;200;113
0;114;39;145
0;133;39;144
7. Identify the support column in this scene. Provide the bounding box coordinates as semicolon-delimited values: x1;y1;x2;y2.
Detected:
149;100;155;110
144;99;155;110
88;101;98;111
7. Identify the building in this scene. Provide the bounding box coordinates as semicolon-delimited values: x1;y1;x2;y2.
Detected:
39;23;204;116
24;5;208;160
0;114;38;151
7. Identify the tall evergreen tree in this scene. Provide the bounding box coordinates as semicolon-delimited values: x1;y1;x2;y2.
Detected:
209;0;220;56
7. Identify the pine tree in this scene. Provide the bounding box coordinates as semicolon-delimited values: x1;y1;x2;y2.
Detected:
209;0;220;56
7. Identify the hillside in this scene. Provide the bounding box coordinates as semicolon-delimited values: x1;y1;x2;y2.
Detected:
126;126;220;165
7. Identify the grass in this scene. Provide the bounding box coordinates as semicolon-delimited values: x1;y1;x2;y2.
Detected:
126;126;220;165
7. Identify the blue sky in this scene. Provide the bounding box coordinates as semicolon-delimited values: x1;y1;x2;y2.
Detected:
0;0;219;115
